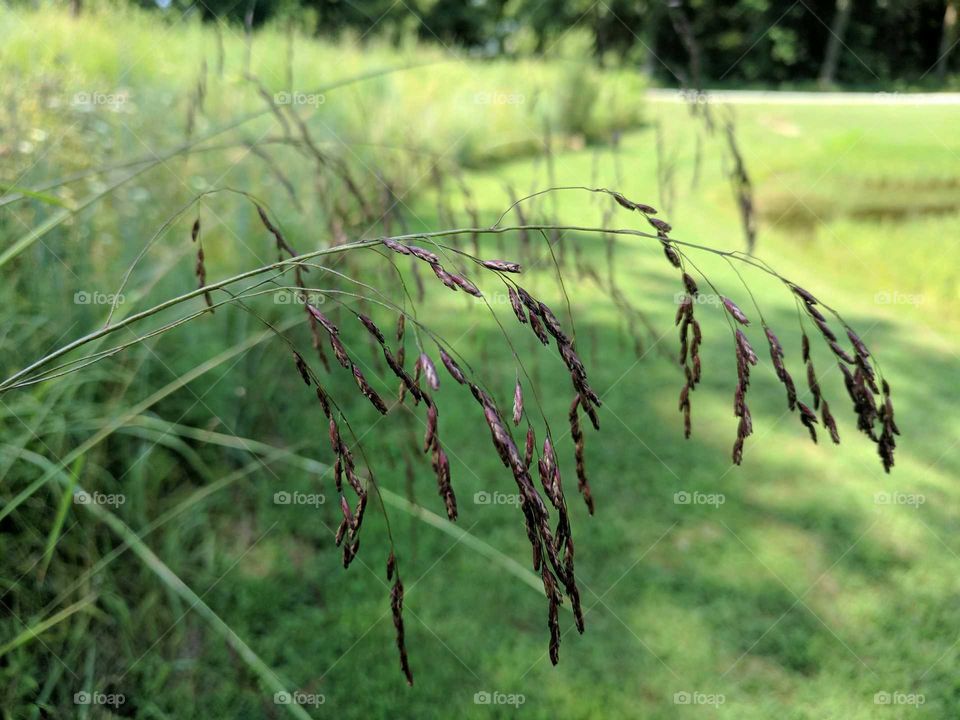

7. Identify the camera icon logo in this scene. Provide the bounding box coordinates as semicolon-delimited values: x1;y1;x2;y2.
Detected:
673;691;691;704
473;491;491;505
74;692;92;704
474;691;491;704
674;491;691;505
274;491;292;505
274;691;292;704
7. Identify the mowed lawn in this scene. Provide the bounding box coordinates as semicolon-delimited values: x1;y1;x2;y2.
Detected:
2;25;959;716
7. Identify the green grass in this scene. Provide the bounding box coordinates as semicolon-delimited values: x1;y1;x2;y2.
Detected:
2;6;960;720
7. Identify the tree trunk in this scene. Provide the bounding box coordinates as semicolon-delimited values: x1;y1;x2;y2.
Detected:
936;1;958;83
818;0;853;87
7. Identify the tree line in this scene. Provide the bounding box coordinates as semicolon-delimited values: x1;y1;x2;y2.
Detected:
124;0;960;85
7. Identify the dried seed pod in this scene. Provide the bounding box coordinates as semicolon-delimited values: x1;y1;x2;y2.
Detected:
316;386;332;418
828;340;856;364
812;315;837;342
798;402;819;443
430;262;460;291
802;332;811;363
390;578;414;686
306;304;339;336
423;403;438;452
508;287;528;324
647;216;672;234
735;330;758;365
528;312;551;345
806;361;821;410
357;313;384;344
611;191;657;214
569;396;595;515
407;244;439;264
538;302;569;344
661;241;682;268
292;351;311;385
439;349;466;384
821;400;840;444
382;237;411;255
419;353;440;391
682;273;699;296
722;296;750;325
328;333;351;369
525;426;535;468
791;284;818;305
452;274;482;297
481;259;522;273
190;217;200;243
675;296;693;325
513;378;523;426
386;551;396;581
352;365;388;414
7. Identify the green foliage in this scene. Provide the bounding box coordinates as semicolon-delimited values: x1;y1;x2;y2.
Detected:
2;6;960;720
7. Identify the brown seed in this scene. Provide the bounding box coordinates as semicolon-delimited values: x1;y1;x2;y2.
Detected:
452;274;483;297
390;578;414;686
357;314;385;344
439;349;466;384
481;259;522;273
662;241;682;268
648;216;672;234
508;287;528;324
382;237;411;255
292;351;311;385
791;284;818;305
407;244;439;264
430;262;460;291
821;400;840;444
722;296;750;325
736;330;758;365
419;352;440;390
846;328;871;358
423;403;438;452
528;312;550;345
352;364;388;414
513;378;523;426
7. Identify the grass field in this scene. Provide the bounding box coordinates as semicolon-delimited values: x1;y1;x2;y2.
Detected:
1;6;959;719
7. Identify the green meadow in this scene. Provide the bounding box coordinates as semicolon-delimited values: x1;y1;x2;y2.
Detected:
1;6;958;719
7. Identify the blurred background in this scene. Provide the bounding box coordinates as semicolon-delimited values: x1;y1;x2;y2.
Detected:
1;1;958;717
